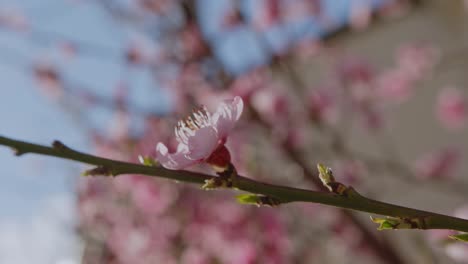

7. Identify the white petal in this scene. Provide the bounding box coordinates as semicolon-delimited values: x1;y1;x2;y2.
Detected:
231;96;244;121
186;126;219;160
213;96;243;139
156;142;195;170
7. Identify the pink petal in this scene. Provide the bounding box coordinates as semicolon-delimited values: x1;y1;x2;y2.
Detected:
186;126;219;160
413;147;460;180
436;87;466;130
397;43;438;81
376;69;414;103
308;88;338;124
156;142;196;170
213;96;243;139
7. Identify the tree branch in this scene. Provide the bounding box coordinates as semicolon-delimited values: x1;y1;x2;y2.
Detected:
1;135;468;234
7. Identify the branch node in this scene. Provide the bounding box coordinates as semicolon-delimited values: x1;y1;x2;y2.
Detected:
203;163;238;190
236;194;282;207
138;155;159;167
12;147;25;156
202;177;229;190
370;216;429;230
52;140;69;151
83;166;115;177
317;163;355;196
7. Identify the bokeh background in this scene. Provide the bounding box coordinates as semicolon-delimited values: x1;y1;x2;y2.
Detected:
0;0;468;263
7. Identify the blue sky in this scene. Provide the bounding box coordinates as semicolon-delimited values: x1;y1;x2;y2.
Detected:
0;0;390;263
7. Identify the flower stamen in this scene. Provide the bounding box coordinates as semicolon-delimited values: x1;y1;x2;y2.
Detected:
175;106;212;144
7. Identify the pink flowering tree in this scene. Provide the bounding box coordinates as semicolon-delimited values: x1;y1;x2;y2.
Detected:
1;0;468;263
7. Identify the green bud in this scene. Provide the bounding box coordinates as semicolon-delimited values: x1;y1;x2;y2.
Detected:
138;155;159;167
236;194;261;205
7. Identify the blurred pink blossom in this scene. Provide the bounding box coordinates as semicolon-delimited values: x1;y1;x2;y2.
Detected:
373;43;438;104
426;229;456;245
413;147;461;180
180;247;210;264
376;68;415;103
358;103;384;131
251;87;290;124
284;0;321;19
138;0;172;14
228;68;268;100
126;44;145;65
125;37;159;66
131;178;178;215
378;0;411;18
308;87;338;124
221;6;243;29
294;39;323;59
396;43;439;81
349;1;372;30
253;0;281;30
0;8;29;31
333;159;367;185
58;41;78;60
436;87;467;130
181;23;209;61
155;96;243;170
107;111;130;142
337;56;374;85
33;63;64;100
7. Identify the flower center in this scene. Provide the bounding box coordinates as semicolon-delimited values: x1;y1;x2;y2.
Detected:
175;106;212;144
205;144;231;171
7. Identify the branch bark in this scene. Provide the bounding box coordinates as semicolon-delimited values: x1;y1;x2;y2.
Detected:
1;135;468;234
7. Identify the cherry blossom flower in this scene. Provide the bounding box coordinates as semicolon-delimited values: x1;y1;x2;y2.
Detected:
436;87;467;130
155;96;243;170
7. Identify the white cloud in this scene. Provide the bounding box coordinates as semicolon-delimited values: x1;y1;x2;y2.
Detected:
0;193;82;264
